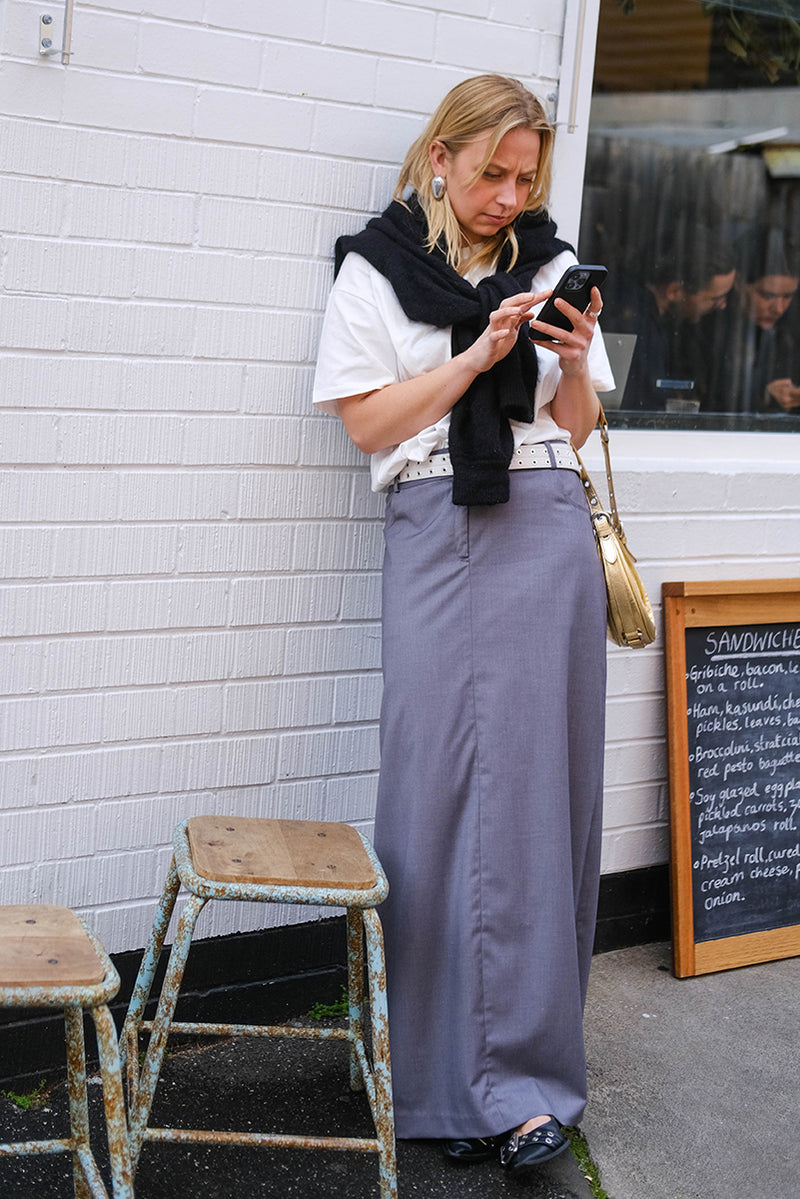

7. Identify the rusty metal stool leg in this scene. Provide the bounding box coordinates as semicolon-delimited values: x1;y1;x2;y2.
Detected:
363;908;397;1199
124;816;396;1199
346;907;367;1093
64;1004;93;1199
0;905;134;1199
126;892;207;1167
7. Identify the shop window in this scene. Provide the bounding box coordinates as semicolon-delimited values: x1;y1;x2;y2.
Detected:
580;0;800;430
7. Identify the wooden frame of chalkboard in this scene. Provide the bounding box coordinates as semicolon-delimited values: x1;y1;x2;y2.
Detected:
663;579;800;978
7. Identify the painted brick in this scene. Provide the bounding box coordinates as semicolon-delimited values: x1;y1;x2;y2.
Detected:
300;416;362;467
231;570;345;628
0;358;240;413
375;60;470;114
488;0;565;34
159;739;228;795
0;60;65;123
67;185;196;244
84;0;199;18
62;70;196;136
230;574;343;628
257;153;374;211
292;521;382;572
58;414;184;464
205;0;326;40
67;300;196;356
228;628;286;679
139;20;262;87
104;578;228;632
325;0;436;57
277;725;379;781
333;674;382;725
241;365;315;416
0;746;161;812
194;309;320;362
6;239;138;300
33;856;98;908
198;196;317;253
0;296;69;350
101;684;223;743
181;416;301;466
44;634;176;692
0;413;59;462
0;641;45;694
311;104;424;165
0;581;106;638
224;677;335;734
238;470;351;520
0;692;104;752
435;14;548;74
261;42;377;106
70;10;141;73
348;474;385;519
340;573;381;621
0;806;95;867
284;625;381;676
177;524;294;574
0;528;55;580
194;89;315;150
224;735;281;788
0;469;237;521
1;179;67;236
601;825;669;874
324;774;378;822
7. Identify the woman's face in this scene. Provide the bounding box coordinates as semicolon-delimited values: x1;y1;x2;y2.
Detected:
429;126;541;244
741;274;799;330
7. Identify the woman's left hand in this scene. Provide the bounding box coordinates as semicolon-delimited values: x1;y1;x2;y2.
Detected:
527;285;603;376
528;285;604;447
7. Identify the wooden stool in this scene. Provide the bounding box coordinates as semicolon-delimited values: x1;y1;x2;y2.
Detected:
0;905;133;1198
122;816;396;1198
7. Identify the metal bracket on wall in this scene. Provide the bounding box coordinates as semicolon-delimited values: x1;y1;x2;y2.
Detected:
39;1;74;64
39;13;57;55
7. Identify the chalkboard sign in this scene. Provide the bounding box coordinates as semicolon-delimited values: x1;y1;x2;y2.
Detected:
663;580;800;978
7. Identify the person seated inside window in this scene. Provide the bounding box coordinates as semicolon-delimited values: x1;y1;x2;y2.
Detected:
602;230;735;411
701;231;799;415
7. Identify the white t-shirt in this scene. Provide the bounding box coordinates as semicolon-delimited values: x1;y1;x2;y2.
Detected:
313;248;615;491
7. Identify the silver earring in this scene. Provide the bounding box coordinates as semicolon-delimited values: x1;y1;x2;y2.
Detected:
431;175;446;200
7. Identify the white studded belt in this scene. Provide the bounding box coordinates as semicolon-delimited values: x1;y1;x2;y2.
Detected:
395;441;580;485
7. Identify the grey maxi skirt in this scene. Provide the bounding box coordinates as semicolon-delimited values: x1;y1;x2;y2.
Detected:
372;463;607;1140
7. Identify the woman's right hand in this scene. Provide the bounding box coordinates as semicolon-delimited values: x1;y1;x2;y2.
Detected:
462;290;542;373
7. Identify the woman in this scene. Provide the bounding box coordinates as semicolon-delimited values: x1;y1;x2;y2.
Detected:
313;75;612;1176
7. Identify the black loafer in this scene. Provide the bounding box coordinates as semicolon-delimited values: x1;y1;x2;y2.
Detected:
500;1119;569;1175
441;1135;500;1163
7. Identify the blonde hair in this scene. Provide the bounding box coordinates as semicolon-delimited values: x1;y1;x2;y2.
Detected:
395;75;554;274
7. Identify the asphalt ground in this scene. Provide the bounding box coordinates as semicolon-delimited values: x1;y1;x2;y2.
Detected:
0;1019;593;1199
4;939;798;1198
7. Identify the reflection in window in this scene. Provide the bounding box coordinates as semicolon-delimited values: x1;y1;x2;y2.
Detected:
580;0;800;430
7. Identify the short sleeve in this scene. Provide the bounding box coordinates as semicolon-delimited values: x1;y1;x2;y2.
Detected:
312;254;402;415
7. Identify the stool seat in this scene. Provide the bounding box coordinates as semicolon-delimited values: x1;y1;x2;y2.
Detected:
0;905;133;1198
187;816;377;889
0;905;106;989
122;816;396;1199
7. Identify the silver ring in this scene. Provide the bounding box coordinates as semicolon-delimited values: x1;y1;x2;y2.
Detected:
588;309;602;318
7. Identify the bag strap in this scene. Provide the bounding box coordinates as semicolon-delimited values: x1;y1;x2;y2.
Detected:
572;401;633;553
596;403;622;537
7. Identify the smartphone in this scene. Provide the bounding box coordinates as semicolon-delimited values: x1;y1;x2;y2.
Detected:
533;264;607;342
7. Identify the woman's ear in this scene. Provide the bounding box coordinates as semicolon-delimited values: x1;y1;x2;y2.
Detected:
429;140;448;176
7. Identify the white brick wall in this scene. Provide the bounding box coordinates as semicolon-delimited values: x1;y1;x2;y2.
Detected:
582;431;800;874
0;0;582;952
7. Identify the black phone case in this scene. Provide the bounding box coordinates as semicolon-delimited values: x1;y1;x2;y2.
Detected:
533;265;607;342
